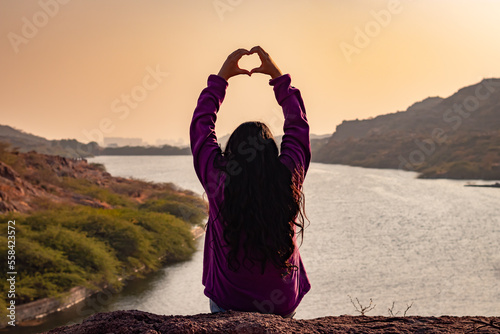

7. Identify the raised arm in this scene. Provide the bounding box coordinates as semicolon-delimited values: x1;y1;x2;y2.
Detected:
190;49;251;192
272;75;311;180
250;46;311;182
190;74;226;191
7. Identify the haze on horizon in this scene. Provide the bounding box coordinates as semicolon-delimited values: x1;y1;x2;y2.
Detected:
1;0;500;146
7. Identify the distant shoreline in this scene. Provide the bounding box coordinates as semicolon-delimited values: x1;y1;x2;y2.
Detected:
464;182;500;188
312;161;500;182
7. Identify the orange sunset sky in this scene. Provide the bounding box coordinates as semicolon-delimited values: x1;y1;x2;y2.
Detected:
1;0;500;146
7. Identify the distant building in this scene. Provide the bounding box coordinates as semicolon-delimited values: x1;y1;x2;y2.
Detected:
155;138;186;147
103;137;144;147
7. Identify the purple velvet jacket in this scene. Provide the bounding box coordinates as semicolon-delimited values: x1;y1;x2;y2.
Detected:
190;74;311;316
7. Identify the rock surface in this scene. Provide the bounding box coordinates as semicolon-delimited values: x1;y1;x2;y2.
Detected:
44;310;500;334
0;152;113;213
0;150;195;213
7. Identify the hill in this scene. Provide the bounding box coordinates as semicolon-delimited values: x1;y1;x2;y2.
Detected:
313;78;500;180
0;144;206;323
0;125;190;158
0;125;100;158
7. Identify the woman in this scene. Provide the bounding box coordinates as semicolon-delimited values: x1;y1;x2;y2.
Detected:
190;46;310;318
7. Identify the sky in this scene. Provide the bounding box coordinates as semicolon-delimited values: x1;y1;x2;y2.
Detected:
1;0;500;146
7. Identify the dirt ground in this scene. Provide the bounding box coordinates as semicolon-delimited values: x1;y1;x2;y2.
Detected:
44;309;500;334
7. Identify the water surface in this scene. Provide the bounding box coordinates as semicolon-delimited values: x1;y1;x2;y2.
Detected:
7;156;499;333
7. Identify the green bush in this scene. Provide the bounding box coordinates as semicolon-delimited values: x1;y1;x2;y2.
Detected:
89;162;107;172
448;161;480;179
0;297;7;324
118;209;196;262
139;199;205;225
0;203;197;307
140;190;206;226
15;237;82;275
31;226;122;286
0;142;21;168
61;177;132;207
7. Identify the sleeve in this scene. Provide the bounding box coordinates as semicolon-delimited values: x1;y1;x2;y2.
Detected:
270;74;311;182
190;74;228;193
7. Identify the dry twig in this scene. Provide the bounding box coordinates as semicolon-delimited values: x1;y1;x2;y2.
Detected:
348;295;376;316
388;301;413;317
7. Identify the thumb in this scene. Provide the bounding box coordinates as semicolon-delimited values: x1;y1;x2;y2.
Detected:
250;66;265;74
236;68;251;76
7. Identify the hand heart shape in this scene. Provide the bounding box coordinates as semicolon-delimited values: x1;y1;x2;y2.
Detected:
237;53;263;74
218;46;281;80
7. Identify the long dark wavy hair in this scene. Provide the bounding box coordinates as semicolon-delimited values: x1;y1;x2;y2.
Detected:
216;121;306;276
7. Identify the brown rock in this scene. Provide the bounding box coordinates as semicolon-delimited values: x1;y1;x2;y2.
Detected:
43;310;500;334
0;152;129;213
0;161;20;182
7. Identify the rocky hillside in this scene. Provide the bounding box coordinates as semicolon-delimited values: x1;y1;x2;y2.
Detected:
0;150;107;213
0;143;202;215
44;310;500;334
0;144;207;322
313;78;500;179
0;124;100;158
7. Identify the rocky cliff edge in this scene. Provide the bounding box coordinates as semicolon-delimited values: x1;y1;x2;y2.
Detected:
44;309;500;334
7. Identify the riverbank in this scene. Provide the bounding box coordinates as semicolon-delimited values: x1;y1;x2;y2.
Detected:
43;309;500;333
3;226;205;330
0;147;207;329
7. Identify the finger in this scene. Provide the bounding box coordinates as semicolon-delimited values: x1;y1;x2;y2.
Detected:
254;49;269;64
236;48;250;56
233;48;249;54
232;50;250;62
249;46;259;54
250;46;266;55
237;49;251;59
250;66;264;74
235;68;251;76
228;50;240;58
228;49;248;60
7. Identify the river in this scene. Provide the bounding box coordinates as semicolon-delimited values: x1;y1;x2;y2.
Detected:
7;156;500;333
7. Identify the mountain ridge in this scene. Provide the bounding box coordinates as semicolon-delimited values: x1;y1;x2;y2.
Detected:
0;124;189;158
312;78;500;180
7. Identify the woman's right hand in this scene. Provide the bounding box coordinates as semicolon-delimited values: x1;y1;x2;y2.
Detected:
217;48;252;81
249;46;282;79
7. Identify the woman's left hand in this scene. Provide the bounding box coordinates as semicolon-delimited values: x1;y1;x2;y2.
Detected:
217;48;251;81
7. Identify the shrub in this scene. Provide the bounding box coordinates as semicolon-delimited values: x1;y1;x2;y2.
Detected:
61;177;132;207
139;199;205;226
1;202;197;308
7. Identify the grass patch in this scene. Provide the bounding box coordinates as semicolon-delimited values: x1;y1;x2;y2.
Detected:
140;191;207;226
0;204;198;307
61;177;133;207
